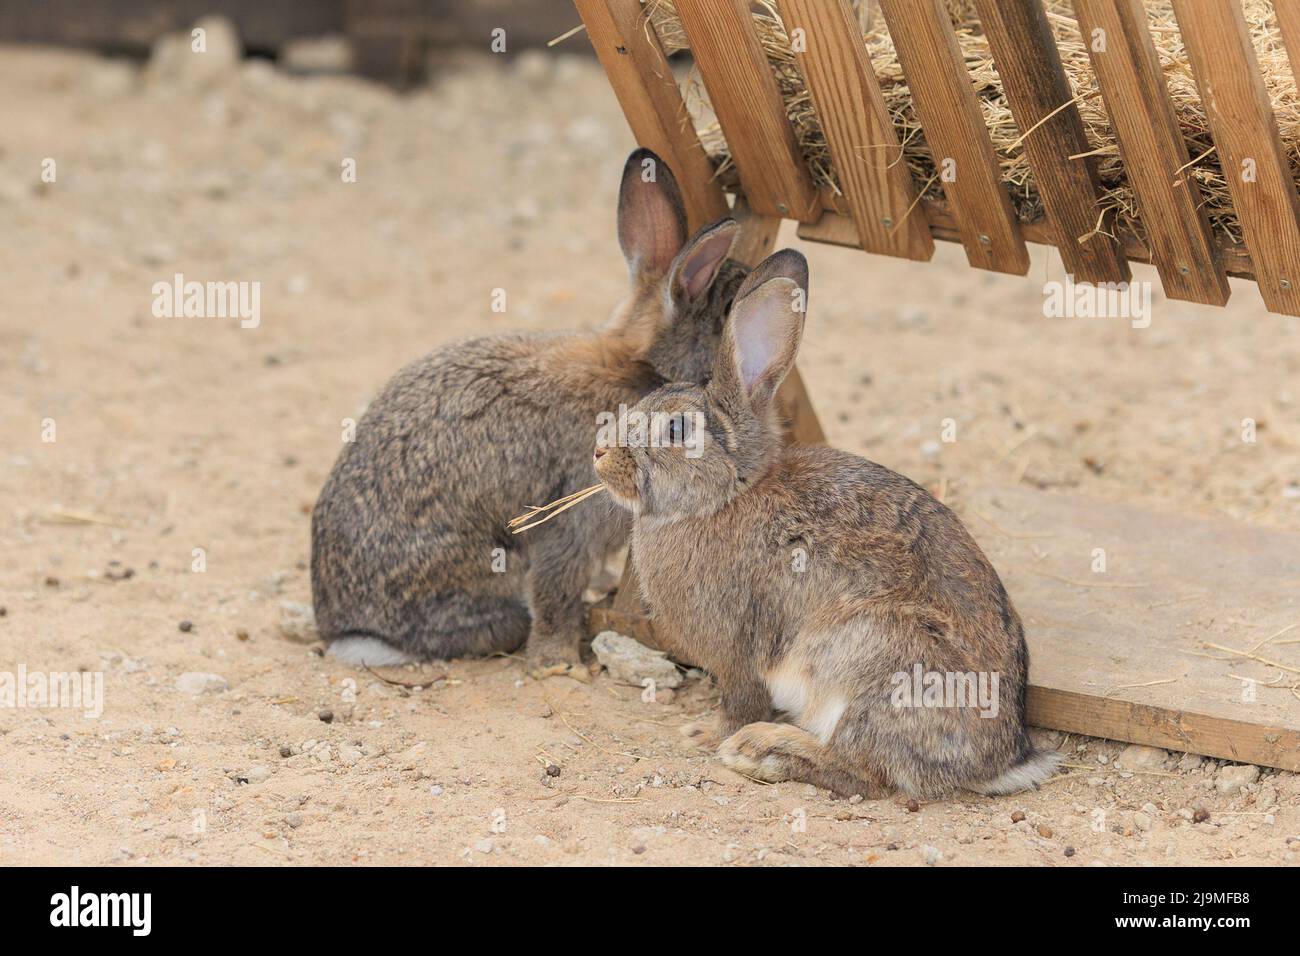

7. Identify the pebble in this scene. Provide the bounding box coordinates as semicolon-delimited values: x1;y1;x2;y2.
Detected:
1133;812;1153;832
474;838;494;854
1010;810;1026;823
921;845;942;865
277;601;319;644
590;631;682;689
178;619;193;632
1115;743;1168;772
1177;752;1204;773
174;672;228;695
318;709;334;724
1036;824;1053;838
1193;807;1211;824
233;764;271;785
1215;764;1259;795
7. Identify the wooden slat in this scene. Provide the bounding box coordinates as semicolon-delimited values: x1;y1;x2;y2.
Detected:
674;0;820;222
779;0;934;260
798;198;1258;280
1278;0;1300;77
876;0;1028;273
1172;0;1300;315
973;0;1130;284
1073;0;1229;305
574;0;728;232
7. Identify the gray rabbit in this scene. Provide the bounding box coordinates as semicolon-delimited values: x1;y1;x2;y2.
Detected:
312;148;747;667
594;251;1059;797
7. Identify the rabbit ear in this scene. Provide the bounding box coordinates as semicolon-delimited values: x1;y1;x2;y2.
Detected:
667;218;739;302
734;248;809;302
713;252;808;412
617;148;688;280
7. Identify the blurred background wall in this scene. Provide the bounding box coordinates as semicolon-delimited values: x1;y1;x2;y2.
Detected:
0;0;585;81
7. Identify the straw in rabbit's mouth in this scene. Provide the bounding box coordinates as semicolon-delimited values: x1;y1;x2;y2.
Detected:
509;484;606;533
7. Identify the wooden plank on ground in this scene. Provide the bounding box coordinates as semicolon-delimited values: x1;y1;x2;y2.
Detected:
574;0;728;233
780;0;934;260
876;0;1028;274
966;485;1300;772
1173;0;1300;316
674;0;820;222
1073;0;1229;306
974;0;1130;284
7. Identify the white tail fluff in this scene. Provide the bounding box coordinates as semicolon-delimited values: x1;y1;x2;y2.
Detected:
967;748;1062;796
327;636;417;667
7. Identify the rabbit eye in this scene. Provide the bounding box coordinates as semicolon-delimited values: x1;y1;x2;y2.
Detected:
667;415;685;444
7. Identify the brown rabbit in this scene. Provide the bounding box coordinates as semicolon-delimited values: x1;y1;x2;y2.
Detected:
594;251;1059;797
312;148;746;667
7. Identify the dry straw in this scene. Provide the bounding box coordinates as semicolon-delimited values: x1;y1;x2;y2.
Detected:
510;484;606;533
646;0;1300;247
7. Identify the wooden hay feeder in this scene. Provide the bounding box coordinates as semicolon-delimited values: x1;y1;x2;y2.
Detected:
575;0;1300;772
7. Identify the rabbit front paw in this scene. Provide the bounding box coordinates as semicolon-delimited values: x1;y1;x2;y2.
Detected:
717;722;816;783
525;632;583;670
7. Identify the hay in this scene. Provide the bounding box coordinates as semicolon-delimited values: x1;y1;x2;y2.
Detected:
646;0;1300;247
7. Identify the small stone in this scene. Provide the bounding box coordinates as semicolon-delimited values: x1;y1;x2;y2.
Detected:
905;799;919;813
279;744;292;758
175;672;228;695
1064;846;1075;857
474;838;494;854
318;709;334;724
1177;752;1204;773
545;764;561;778
921;844;942;865
277;601;319;644
429;785;444;797
286;812;303;828
1192;807;1211;824
1115;744;1169;772
1133;812;1153;832
1010;810;1026;823
178;619;193;632
337;744;361;766
1215;764;1259;795
590;631;681;689
1037;824;1053;838
234;764;271;785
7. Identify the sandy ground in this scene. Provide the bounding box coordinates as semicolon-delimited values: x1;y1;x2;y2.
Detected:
1;39;1298;866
